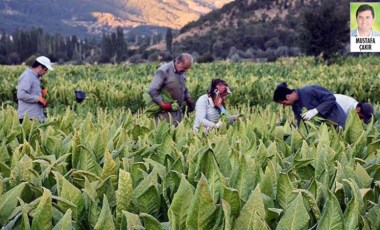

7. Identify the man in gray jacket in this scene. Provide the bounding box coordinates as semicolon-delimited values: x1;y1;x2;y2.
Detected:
147;53;194;125
17;56;53;123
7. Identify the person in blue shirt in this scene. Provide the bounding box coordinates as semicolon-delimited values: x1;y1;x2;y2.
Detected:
273;82;347;129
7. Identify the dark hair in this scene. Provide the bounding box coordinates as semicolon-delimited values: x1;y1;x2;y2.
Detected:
273;82;293;102
357;102;374;124
356;4;375;18
31;60;47;70
208;78;228;99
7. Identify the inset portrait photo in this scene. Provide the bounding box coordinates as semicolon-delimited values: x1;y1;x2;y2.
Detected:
350;2;380;52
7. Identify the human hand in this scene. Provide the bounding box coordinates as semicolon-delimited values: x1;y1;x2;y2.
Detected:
41;89;48;97
302;108;318;120
160;103;172;111
186;99;195;113
38;97;48;108
215;120;223;129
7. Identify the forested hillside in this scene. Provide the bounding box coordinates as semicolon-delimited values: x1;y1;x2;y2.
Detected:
172;0;351;61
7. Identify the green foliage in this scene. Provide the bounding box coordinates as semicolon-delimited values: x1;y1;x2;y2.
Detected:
300;0;350;61
0;59;379;229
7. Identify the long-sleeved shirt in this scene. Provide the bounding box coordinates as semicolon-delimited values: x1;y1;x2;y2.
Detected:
17;68;45;121
292;85;347;128
193;94;221;130
334;94;358;115
147;61;191;124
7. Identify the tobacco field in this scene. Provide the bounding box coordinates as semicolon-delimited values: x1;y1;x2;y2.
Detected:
0;56;379;229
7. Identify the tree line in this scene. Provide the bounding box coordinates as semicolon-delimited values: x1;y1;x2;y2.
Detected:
0;26;175;65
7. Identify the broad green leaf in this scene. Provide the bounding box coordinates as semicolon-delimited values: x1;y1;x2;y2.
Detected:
186;175;216;230
116;169;133;221
0;182;27;225
290;128;303;153
254;141;268;169
82;177;98;202
140;213;163;230
101;149;117;180
93;127;109;159
196;148;222;201
277;173;296;210
135;185;161;216
120;211;144;230
295;189;320;220
354;163;372;188
168;175;195;230
233;185;267;230
52;209;72;230
221;185;241;218
230;156;258;201
367;202;380;229
344;110;363;144
31;188;52;230
276;193;310;230
57;177;83;220
212;139;232;177
11;154;33;183
18;198;31;230
94;195;115;230
317;189;343;230
260;160;277;199
221;200;232;230
342;179;362;230
77;145;102;175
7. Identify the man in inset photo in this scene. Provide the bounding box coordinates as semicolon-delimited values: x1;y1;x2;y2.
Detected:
351;4;380;37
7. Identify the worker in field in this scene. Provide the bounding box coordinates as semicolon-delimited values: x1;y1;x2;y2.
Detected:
193;78;238;131
17;56;53;123
147;53;195;126
273;82;347;129
334;94;374;124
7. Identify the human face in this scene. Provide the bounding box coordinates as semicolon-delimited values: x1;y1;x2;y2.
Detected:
357;10;375;34
279;93;297;106
216;83;229;97
38;66;48;76
355;106;367;120
175;59;191;74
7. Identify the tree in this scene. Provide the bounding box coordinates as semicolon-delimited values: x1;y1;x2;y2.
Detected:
165;28;173;53
299;0;349;61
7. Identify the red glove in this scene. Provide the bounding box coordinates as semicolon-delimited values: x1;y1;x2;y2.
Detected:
38;97;48;108
41;89;48;97
160;103;172;111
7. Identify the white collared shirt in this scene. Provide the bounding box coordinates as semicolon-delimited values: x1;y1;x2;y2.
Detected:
334;94;358;115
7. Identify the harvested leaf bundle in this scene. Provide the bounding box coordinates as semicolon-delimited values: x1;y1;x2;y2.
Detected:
143;89;179;117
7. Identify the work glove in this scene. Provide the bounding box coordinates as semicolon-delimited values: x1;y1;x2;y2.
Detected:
160;103;172;111
38;97;48;108
302;108;318;121
41;89;48;97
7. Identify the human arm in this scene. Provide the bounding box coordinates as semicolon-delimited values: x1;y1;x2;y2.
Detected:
17;77;40;103
312;86;336;117
292;104;303;127
147;69;166;104
147;69;173;111
195;96;219;129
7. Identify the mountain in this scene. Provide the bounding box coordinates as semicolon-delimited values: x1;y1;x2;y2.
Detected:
170;0;323;60
0;0;233;37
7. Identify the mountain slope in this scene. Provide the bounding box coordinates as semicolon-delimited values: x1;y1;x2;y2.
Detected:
172;0;318;59
0;0;233;37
